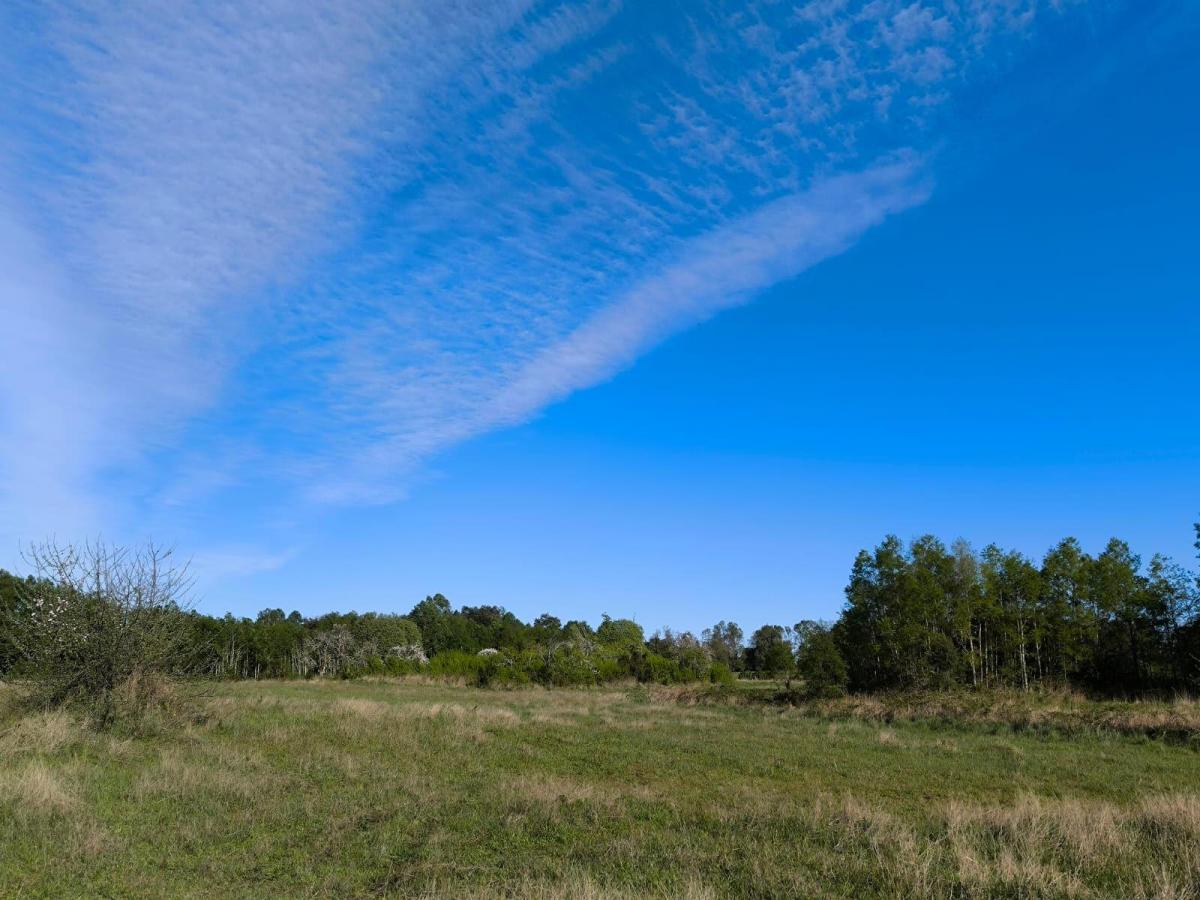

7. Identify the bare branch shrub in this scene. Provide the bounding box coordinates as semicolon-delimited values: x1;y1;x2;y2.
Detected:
6;540;198;729
304;626;375;677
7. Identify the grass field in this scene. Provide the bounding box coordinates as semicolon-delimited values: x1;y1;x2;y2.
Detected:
2;680;1199;898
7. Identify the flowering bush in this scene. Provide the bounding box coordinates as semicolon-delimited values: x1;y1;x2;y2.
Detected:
387;643;428;664
5;541;197;729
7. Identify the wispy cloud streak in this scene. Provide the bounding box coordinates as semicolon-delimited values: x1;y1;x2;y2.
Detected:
0;0;1103;542
317;157;929;501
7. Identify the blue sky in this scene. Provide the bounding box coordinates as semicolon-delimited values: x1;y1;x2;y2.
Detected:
1;0;1196;633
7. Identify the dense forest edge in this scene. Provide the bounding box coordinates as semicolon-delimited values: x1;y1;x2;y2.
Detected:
2;523;1199;725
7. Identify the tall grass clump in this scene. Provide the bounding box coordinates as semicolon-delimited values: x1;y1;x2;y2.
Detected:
4;540;198;730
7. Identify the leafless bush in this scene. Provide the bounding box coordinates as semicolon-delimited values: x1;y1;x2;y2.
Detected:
304;626;374;677
6;540;197;728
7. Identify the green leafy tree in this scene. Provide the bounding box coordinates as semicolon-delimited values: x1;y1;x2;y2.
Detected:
747;625;793;677
530;614;562;646
982;546;1043;691
794;621;847;697
596;614;644;651
701;621;743;671
407;594;463;655
1090;539;1148;690
0;569;33;676
1039;538;1095;684
949;540;983;687
1145;554;1197;685
560;620;597;654
353;613;421;653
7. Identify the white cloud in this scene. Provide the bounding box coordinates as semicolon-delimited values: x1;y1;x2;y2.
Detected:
0;0;554;538
311;156;930;502
189;545;299;587
0;0;1095;543
0;202;110;545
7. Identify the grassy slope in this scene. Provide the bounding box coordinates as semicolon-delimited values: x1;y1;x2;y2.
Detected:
1;680;1198;898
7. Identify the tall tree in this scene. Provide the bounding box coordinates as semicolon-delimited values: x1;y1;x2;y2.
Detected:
794;620;847;697
702;621;744;670
982;547;1042;691
1144;554;1198;686
1090;539;1147;690
747;625;793;677
949;540;983;687
596;615;644;651
1039;538;1095;684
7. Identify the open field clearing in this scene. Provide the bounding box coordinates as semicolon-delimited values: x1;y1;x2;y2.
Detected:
2;680;1199;898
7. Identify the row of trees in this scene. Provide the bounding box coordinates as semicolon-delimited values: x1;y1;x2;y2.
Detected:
180;600;731;686
833;530;1200;694
3;524;1198;702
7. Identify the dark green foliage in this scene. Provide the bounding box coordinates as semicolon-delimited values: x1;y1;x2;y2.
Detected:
794;621;848;698
595;614;644;651
645;628;711;681
545;643;601;686
702;620;744;671
746;625;794;677
529;613;562;646
835;529;1200;696
5;522;1196;698
0;569;34;676
709;661;736;685
405;594;528;656
427;650;488;682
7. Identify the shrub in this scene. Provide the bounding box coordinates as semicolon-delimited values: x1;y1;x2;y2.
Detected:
545;644;599;686
381;656;423;676
387;643;428;665
635;651;683;684
709;662;736;686
4;541;199;729
107;671;203;736
304;626;374;678
795;622;849;698
504;649;546;686
674;645;712;682
596;615;644;652
475;649;538;687
427;651;487;683
593;652;625;684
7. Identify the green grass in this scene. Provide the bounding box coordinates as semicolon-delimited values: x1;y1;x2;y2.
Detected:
2;679;1199;898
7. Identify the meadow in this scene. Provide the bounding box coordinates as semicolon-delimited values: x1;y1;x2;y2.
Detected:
2;679;1199;898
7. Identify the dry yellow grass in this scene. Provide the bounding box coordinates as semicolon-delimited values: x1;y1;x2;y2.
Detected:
0;760;77;817
134;745;265;802
937;793;1200;898
802;689;1200;739
0;708;76;756
876;727;900;745
431;874;720;899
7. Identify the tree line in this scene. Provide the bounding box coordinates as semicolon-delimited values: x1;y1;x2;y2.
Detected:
833;529;1200;695
2;524;1197;697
